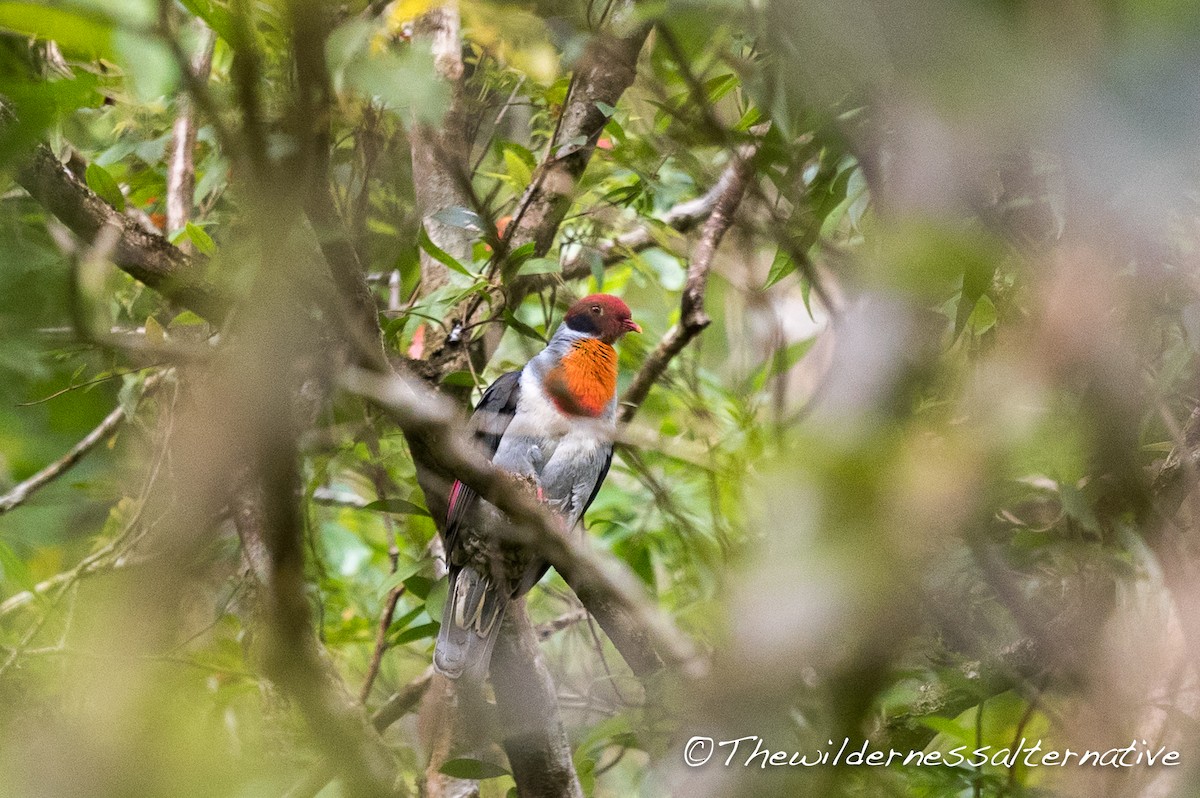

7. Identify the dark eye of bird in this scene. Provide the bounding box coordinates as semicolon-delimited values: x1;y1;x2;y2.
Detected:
591;305;602;314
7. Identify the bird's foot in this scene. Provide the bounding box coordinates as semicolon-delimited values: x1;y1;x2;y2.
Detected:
514;473;544;503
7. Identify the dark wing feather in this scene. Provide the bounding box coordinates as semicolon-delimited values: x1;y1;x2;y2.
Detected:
444;369;522;555
580;447;613;519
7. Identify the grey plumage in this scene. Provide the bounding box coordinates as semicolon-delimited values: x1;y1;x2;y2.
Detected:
433;324;616;680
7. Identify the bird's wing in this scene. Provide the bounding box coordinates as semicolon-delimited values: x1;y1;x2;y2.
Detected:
515;438;614;597
579;445;613;519
444;369;523;556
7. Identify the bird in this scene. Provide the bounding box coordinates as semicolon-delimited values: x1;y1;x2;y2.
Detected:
433;293;641;680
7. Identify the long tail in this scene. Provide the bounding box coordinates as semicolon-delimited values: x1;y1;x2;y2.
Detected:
434;566;507;680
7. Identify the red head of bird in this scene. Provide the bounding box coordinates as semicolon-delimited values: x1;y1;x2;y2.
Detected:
563;294;642;344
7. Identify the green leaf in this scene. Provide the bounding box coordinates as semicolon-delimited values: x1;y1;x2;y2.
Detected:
184;222;216;255
503;148;532;187
503;310;547;343
0;3;114;59
144;315;165;345
733;106;762;132
113;29;178;101
432;206;484;232
585;249;605;288
169;310;206;328
704;73;739;103
403;573;435;600
384;602;425;631
440;371;478;388
438;758;510;780
419;226;473;277
392;621;440;646
177;0;236;42
966;294;997;335
504;241;537;274
752;338;816;391
764;247;796;288
0;539;33;592
362;498;431;517
954;246;998;336
517;257;560;276
338;44;450;125
919;714;974;746
85;163;125;212
1059;482;1101;533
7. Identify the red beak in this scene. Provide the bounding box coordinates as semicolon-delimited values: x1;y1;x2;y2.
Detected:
624;319;642;334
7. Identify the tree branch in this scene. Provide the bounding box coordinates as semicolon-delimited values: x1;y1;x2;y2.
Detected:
490;599;585;798
165;24;216;240
410;1;474;293
371;665;436;730
0;404;124;514
618;140;758;423
0;373;162;515
359;583;405;702
16;144;226;319
501;25;649;270
511;163;743;293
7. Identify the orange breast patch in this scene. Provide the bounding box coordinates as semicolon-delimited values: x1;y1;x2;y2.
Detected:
545;339;618;417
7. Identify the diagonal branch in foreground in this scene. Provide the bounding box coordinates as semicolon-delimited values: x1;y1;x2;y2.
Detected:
499;25;651;272
341;364;703;678
618;139;760;424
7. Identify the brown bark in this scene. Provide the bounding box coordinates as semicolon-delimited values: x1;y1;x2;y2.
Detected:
16;144;226;319
165;26;216;239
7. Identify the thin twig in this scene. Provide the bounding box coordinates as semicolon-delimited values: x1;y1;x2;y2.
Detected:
512;160;746;294
618;136;760;423
470;75;527;175
18;364;161;406
358;432;406;701
535;608;590;640
359;584;405;702
0;373;162;515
